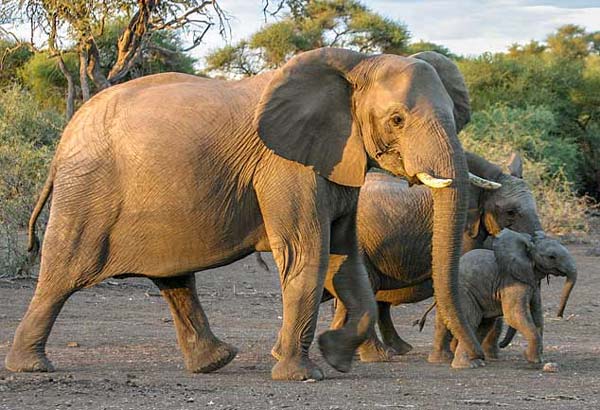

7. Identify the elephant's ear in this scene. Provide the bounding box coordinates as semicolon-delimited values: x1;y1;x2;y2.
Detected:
255;48;368;187
466;185;483;238
493;229;536;287
466;209;482;239
508;152;524;178
410;51;471;132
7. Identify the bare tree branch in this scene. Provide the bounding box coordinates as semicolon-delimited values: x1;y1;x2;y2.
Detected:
85;38;111;90
48;11;75;120
107;0;157;83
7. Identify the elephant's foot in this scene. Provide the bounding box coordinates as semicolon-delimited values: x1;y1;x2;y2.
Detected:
184;340;237;373
271;356;324;381
318;329;356;373
483;346;500;361
384;338;413;356
427;349;453;364
5;347;54;373
451;349;485;369
524;349;543;364
358;338;394;363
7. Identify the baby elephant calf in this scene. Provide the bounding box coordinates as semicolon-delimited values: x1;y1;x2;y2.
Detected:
449;228;576;369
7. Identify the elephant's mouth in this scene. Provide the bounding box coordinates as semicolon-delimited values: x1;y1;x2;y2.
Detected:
374;148;500;190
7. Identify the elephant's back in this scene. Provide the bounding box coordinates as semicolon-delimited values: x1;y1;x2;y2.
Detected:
357;171;434;284
459;249;498;289
56;71;273;157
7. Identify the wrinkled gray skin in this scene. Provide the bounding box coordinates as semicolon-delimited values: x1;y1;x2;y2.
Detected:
5;48;482;381
447;229;576;368
306;152;559;365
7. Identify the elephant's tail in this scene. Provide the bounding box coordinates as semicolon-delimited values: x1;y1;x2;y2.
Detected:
27;165;55;259
255;252;270;272
412;301;437;332
499;326;517;348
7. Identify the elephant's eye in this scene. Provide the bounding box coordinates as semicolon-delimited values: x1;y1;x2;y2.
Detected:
506;209;517;217
391;114;405;128
549;254;556;260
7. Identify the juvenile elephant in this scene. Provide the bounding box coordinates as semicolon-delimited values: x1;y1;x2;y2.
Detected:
321;152;577;366
5;48;493;380
448;229;577;368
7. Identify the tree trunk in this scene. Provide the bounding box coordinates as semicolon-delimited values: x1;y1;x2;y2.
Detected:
85;39;111;91
107;0;157;83
79;49;90;102
56;55;75;120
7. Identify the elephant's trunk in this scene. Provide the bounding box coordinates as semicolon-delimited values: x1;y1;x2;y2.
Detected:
557;269;577;318
430;162;484;361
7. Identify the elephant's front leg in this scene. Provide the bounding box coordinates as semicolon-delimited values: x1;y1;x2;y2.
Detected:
320;212;378;371
478;318;502;360
451;308;483;369
503;295;543;364
531;289;544;344
257;173;335;381
152;274;237;373
428;312;454;364
268;238;328;381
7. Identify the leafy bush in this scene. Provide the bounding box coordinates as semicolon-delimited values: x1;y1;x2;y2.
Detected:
18;51;80;114
0;85;62;277
462;105;581;183
461;105;589;237
459;50;600;196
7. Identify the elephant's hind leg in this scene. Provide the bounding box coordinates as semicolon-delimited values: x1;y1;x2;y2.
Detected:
377;302;413;355
152;274;237;373
5;270;79;372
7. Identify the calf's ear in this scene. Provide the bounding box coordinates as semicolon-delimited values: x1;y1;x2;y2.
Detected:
493;229;536;287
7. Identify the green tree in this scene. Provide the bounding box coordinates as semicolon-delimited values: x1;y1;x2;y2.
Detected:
12;19;197;114
1;0;226;118
507;40;546;57
205;0;410;77
546;24;594;59
460;25;600;196
17;51;79;113
406;40;455;58
0;39;34;87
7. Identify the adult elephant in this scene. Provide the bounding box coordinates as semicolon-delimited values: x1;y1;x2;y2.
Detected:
5;48;489;380
321;152;573;368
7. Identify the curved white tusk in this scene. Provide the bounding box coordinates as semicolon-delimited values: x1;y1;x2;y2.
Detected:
416;172;453;188
469;172;502;190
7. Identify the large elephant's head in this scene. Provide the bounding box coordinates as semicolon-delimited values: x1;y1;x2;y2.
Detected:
464;152;542;242
255;47;487;360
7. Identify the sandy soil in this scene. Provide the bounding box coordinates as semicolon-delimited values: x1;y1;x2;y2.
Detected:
1;244;599;410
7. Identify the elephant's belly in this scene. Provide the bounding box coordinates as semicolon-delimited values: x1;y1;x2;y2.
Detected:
376;281;433;305
104;191;269;278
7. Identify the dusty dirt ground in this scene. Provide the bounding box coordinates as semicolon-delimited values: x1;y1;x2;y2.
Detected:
1;244;599;410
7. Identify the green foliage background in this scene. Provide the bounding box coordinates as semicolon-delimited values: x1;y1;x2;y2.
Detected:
0;86;63;276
